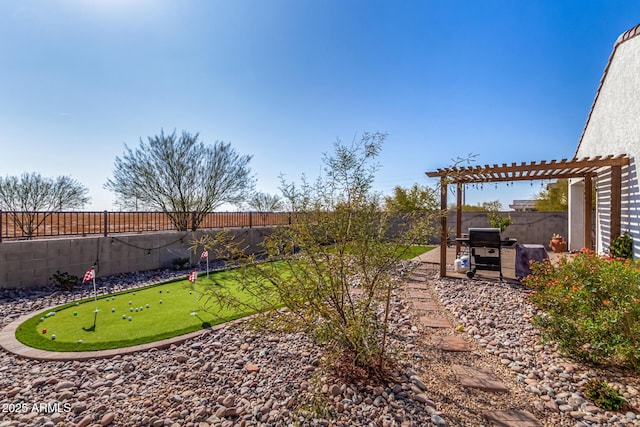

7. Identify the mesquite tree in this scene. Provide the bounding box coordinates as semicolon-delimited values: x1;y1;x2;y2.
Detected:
0;173;90;238
201;132;437;379
105;129;254;231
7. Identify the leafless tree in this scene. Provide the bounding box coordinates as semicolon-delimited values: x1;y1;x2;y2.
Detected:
0;173;90;238
105;129;254;230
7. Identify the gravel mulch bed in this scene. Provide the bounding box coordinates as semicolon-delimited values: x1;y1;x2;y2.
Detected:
0;263;638;426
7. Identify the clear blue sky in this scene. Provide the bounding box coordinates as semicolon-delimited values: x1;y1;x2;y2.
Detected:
1;0;639;210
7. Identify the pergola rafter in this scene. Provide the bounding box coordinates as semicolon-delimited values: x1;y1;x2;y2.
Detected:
426;154;630;277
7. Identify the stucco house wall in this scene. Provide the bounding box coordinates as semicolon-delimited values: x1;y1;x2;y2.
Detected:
570;24;640;257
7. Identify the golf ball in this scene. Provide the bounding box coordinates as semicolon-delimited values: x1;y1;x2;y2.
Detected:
130;308;133;312
159;300;163;304
146;304;149;308
39;317;45;322
111;308;116;313
166;290;169;293
129;301;132;305
128;316;132;321
78;340;83;344
159;290;162;293
135;308;138;312
51;334;56;340
133;292;136;296
122;315;126;319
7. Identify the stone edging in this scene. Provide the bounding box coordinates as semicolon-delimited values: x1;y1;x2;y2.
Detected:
0;311;251;362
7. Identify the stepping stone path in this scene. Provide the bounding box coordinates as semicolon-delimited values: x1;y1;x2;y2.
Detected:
419;316;452;328
403;263;541;426
484;410;543;427
406;283;429;290
433;335;470;352
452;364;509;393
413;301;438;311
408;290;431;299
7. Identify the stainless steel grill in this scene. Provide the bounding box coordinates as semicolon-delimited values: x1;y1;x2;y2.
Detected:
458;228;517;281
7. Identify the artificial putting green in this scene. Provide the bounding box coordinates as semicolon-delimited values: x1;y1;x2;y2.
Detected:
16;245;434;352
15;269;260;352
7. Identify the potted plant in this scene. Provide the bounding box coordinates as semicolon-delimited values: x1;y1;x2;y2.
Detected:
549;233;567;253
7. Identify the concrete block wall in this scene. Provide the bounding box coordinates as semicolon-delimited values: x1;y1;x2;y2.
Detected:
446;211;572;248
0;228;275;289
0;213;581;289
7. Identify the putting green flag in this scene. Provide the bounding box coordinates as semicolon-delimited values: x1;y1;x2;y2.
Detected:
83;266;99;312
188;270;197;282
188;270;197;315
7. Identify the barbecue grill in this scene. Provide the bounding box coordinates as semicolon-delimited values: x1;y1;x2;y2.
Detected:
456;228;516;281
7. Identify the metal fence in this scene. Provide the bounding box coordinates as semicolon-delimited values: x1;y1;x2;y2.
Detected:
0;210;292;242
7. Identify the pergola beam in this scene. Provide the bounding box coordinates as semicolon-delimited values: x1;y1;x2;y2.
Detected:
426;155;629;278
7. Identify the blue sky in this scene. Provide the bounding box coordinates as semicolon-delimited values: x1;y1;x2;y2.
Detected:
1;0;639;210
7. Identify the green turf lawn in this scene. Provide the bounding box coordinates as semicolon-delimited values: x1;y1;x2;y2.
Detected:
16;247;434;352
397;245;435;259
15;269;260;352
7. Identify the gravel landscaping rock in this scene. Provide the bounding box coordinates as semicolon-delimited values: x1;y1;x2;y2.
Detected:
1;263;639;426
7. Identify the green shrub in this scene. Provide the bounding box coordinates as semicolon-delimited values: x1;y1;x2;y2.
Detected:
524;250;640;370
609;232;633;259
171;257;190;270
584;379;626;410
486;211;513;232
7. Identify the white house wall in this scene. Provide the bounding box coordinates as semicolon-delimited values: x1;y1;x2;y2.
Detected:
575;29;640;257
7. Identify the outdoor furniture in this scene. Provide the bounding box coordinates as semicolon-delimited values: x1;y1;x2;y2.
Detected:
515;244;548;279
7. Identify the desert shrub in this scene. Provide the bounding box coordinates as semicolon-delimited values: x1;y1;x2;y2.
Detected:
50;270;79;291
524;250;640;370
197;133;437;380
486;211;513;232
584;379;627;410
171;257;190;270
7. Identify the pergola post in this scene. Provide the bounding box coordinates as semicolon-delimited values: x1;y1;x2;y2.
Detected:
456;183;462;255
610;165;622;241
584;173;593;250
439;178;448;277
